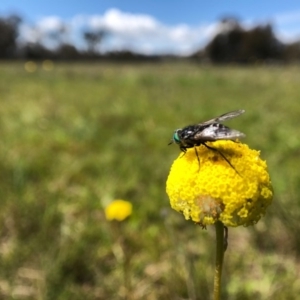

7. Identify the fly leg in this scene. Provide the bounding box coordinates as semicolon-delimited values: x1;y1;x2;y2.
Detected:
179;147;187;159
203;143;241;176
180;146;201;171
194;146;200;171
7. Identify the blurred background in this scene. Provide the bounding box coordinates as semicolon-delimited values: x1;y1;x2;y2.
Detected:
0;1;300;299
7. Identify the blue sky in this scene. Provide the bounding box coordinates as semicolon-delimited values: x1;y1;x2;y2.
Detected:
1;1;300;55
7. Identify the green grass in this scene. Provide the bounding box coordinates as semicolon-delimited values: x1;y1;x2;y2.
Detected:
0;61;299;299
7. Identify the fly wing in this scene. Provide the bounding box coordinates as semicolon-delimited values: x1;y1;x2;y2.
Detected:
199;109;245;126
194;124;246;141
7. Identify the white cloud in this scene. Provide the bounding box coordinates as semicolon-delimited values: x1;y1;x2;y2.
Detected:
269;11;300;43
275;28;300;43
274;11;300;25
19;16;70;48
19;24;41;44
22;8;217;55
36;16;65;32
19;8;300;55
70;8;218;55
91;8;158;35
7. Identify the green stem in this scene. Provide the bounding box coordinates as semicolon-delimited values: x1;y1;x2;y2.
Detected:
213;221;225;300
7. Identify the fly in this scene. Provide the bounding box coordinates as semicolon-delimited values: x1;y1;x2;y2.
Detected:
169;109;246;172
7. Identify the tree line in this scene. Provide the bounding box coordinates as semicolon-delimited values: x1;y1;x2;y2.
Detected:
1;15;300;63
192;18;300;64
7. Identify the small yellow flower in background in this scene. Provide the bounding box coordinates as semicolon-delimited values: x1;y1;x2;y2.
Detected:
24;61;37;73
166;140;273;227
42;59;54;71
105;200;132;221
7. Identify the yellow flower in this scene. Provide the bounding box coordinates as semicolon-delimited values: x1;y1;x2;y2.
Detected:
166;141;273;227
42;59;54;71
24;61;37;73
105;200;132;221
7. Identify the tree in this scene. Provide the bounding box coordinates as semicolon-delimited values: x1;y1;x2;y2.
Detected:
83;30;106;54
0;15;21;58
56;43;80;60
205;18;284;64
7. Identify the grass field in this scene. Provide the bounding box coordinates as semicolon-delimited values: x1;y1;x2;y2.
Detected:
0;61;299;299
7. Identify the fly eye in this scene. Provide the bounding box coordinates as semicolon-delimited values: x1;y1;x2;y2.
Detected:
173;130;181;144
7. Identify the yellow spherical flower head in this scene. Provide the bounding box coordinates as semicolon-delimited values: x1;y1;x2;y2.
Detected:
166;141;273;227
105;200;132;221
